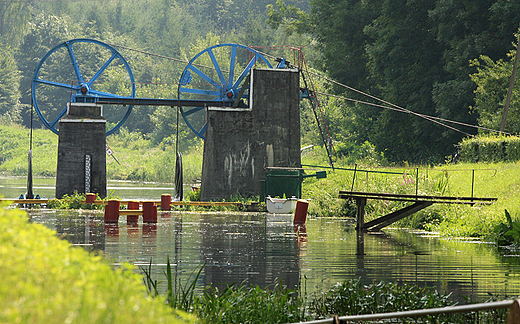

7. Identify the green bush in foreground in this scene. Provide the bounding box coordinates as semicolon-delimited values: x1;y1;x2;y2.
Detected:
0;204;196;324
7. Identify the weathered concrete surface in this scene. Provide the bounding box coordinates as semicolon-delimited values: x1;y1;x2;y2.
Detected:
200;68;300;201
55;103;106;198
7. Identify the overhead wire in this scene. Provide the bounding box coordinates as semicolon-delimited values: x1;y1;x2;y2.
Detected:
106;42;507;137
316;91;508;136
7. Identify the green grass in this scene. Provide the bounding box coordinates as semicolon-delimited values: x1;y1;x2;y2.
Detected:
0;203;196;323
302;150;520;240
2;123;520;241
0;124;204;183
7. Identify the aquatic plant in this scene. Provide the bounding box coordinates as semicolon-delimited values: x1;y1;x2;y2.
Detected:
310;279;510;323
46;191;104;210
140;258;203;312
141;259;306;323
311;279;453;317
196;282;306;324
493;209;520;246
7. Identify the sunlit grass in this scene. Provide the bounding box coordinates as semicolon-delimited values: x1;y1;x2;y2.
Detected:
302;151;520;239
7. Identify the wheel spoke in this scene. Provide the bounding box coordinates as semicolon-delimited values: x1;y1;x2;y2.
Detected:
188;64;222;90
34;79;77;91
182;106;204;117
227;45;237;87
179;86;220;97
65;42;84;84
49;107;68;128
208;49;226;85
198;122;208;135
233;56;257;90
89;52;118;86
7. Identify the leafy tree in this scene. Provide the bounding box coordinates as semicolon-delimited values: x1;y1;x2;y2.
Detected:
0;43;22;124
308;0;381;94
470;47;520;134
16;14;85;129
0;0;32;47
429;0;520;141
363;0;445;163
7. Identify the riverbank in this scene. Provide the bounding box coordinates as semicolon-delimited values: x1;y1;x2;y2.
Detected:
7;206;518;323
302;157;520;241
1;123;518;241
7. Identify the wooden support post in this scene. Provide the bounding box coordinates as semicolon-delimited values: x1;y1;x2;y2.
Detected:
143;201;157;223
365;201;434;232
355;197;366;231
294;199;309;224
507;299;520;324
161;194;171;211
127;200;139;224
86;193;96;204
355;197;366;256
104;199;120;223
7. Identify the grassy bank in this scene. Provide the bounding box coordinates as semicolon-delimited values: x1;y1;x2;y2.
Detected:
0;203;195;323
301;148;520;240
1;123;518;240
0;124;203;183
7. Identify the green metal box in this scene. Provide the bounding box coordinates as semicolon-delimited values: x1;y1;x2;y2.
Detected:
264;167;304;199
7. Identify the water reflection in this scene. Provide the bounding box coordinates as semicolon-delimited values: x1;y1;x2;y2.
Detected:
27;210;520;303
0;176;180;200
200;213;300;291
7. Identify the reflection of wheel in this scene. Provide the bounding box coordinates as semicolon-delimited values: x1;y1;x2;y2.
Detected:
178;44;272;139
31;38;135;136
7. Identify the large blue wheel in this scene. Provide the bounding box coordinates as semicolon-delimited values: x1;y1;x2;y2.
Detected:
32;38;136;136
178;44;272;139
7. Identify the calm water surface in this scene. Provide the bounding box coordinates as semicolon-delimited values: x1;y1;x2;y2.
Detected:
0;176;177;200
26;209;520;303
5;176;520;302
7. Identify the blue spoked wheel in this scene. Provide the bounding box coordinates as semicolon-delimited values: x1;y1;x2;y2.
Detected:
32;38;136;136
178;44;272;139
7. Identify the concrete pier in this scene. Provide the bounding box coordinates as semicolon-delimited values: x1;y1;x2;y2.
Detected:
200;68;301;201
55;103;106;198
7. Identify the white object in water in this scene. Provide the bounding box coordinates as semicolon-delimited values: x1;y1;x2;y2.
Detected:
266;196;298;214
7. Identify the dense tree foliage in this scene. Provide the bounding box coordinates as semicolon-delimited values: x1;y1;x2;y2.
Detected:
269;0;520;163
1;0;519;163
0;44;22;124
471;47;520;134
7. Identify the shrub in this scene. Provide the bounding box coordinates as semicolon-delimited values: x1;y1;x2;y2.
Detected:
0;204;196;323
460;135;520;163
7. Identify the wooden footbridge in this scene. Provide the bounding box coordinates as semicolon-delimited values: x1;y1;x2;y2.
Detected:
338;190;497;232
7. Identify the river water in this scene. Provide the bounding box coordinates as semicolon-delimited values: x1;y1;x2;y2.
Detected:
3;177;520;303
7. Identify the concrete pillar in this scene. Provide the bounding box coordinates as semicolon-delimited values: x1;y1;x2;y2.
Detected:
55;102;106;198
200;68;301;201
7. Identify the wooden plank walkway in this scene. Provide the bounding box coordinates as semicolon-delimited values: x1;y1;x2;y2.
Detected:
338;190;497;231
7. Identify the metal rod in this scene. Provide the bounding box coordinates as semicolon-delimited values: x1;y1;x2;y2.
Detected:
288;299;516;324
351;164;357;192
415;167;419;197
471;169;475;199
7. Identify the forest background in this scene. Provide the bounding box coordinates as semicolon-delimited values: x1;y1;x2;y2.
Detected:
1;0;520;177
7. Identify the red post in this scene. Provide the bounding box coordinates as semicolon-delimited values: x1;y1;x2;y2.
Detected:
293;199;309;225
143;201;157;223
86;193;96;204
104;199;120;223
161;194;171;211
127;200;139;224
